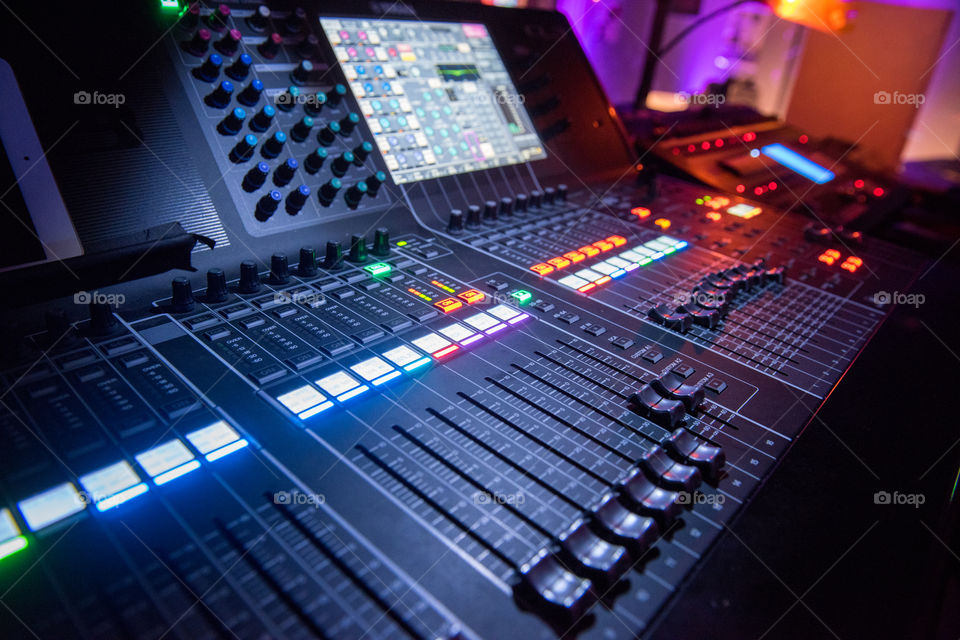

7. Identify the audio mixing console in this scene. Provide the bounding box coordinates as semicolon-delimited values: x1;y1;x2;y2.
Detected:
0;1;935;639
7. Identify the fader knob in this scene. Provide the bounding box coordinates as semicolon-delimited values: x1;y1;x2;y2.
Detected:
237;79;263;106
215;29;241;56
205;268;228;302
372;228;390;256
238;260;262;293
195;53;222;82
273;158;298;186
344;181;368;208
88;302;118;336
246;5;270;31
258;32;283;59
348;234;368;263
285;185;310;214
298;247;318;276
322;241;343;269
270;253;290;283
242;161;269;191
170;277;195;313
226;53;252;80
466;204;482;228
447;209;465;234
255;190;282;220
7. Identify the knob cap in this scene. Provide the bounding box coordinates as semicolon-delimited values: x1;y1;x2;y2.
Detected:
206;268;228;302
543;187;556;205
180;3;201;30
205;80;234;108
322;241;343;269
214;29;242;56
291;60;314;85
243;161;270;192
304;147;328;174
258;32;283;59
289;116;314;142
261;131;286;159
88;302;118;336
237;79;263;106
529;190;542;209
499;197;514;218
230;134;258;162
348;234;367;263
255;190;282;220
331;151;354;177
366;170;387;196
318;178;342;206
246;5;270;31
447;209;465;234
238;260;262;293
557;184;568;201
285;184;310;214
466;204;482;228
339;112;360;134
298;247;318;276
285;7;307;34
297;34;321;60
170;277;195;313
277;85;299;112
353;141;373;163
270;253;290;283
249;105;275;132
372;228;390;256
218;107;246;135
195;53;222;82
317;121;341;146
483;200;498;224
344;181;368;208
515;193;528;214
326;84;348;106
303;91;327;117
273;157;298;186
207;4;231;31
184;28;211;56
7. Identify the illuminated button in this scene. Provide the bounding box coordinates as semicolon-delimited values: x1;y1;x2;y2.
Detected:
17;483;86;532
276;385;333;418
316;370;368;401
818;254;835;265
563;251;585;263
840;262;857;272
604;257;632;269
824;249;841;259
530;263;554;276
463;312;504;334
558;274;590;290
631;245;656;257
0;509;27;560
411;332;459;358
578;245;600;258
589;262;618;276
845;256;863;266
606;235;627;247
364;262;391;276
547;257;571;270
438;322;482;346
706;211;722;222
488;303;525;323
575;268;604;282
510;290;532;305
350;356;400;386
726;203;761;219
592;240;614;252
654;218;671;229
645;239;672;252
434;297;463;314
458;289;485;305
186;420;248;461
631;206;651;218
79;461;148;511
619;250;645;262
135;440;200;485
381;345;431;371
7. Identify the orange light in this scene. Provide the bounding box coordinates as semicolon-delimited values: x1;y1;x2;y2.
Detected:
457;289;485;304
845;256;863;266
606;235;627;247
547;256;571;270
654;218;671;230
434;298;463;313
818;254;836;265
594;276;612;285
631;206;651;218
841;262;858;272
578;245;600;257
771;0;848;33
592;240;614;252
825;249;841;259
530;263;554;276
706;211;722;222
578;283;596;293
564;251;586;263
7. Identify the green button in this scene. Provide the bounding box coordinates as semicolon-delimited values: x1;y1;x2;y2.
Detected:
510;290;532;305
364;263;391;277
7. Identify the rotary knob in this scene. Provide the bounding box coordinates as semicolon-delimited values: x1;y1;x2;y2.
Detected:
246;5;270;31
230;134;258;162
195;53;222;82
372;228;390;257
365;170;386;196
344;181;368;208
483;200;498;224
238;260;262;293
170;277;195;313
87;302;118;336
318;178;342;206
258;32;283;59
466;204;482;228
285;184;310;214
205;80;234;108
205;268;229;302
270;253;290;283
304;147;328;174
237;79;263;106
298;247;318;276
218;107;246;135
447;209;464;234
242;161;269;192
249;104;275;132
348;234;368;263
515;193;528;214
214;29;241;56
322;241;343;269
273;157;298;186
255;190;282;220
499;197;514;218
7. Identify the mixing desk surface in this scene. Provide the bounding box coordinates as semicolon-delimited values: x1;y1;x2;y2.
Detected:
0;1;951;639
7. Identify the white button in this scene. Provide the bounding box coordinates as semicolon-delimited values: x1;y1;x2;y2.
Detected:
315;371;361;397
186;420;242;455
558;274;590;289
462;312;500;332
18;483;86;531
350;357;395;382
136;440;195;478
488;304;521;321
411;332;452;354
80;461;142;503
381;345;422;367
438;323;476;343
276;385;328;415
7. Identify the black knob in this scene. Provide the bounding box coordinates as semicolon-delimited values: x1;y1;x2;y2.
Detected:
303;91;327;116
255;190;282;221
447;209;464;234
236;79;263;107
298;247;318;277
276;85;300;112
88;302;118;336
270;253;290;283
348;234;367;263
238;260;262;293
317;122;341;146
205;80;234;108
483;200;498;224
258;32;283;59
339;112;360;134
218;107;246;135
529;190;542;208
249;105;275;132
326;84;347;106
372;228;390;256
515;193;528;214
214;28;241;56
262;131;286;158
297;34;321;59
170;277;195;313
206;268;229;302
273;158;298;186
344;181;368;208
499;197;514;218
284;7;307;35
322;241;343;269
243;162;269;192
331;151;354;177
207;3;231;31
196;53;222;82
466;204;482;228
289;116;314;142
366;170;387;196
543;187;556;206
304;147;328;174
184;28;211;56
353;141;373;163
246;4;270;31
180;3;200;30
291;60;314;85
557;184;568;201
318;178;342;206
230;134;258;162
285;184;310;214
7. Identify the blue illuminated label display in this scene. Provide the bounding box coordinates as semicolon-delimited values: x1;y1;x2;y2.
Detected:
760;144;835;184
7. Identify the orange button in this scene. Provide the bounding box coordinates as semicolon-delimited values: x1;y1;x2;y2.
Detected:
818;254;835;265
845;256;863;266
530;263;555;276
630;206;651;218
578;245;600;258
841;262;858;272
434;298;463;313
654;218;671;229
824;249;841;259
706;211;722;222
563;251;586;263
457;289;485;305
592;240;614;252
547;257;571;270
606;235;627;247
